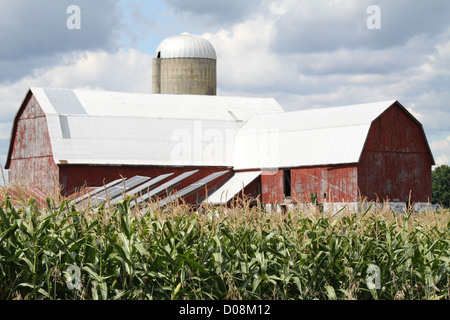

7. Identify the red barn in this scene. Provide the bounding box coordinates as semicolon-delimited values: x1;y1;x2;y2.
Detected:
233;100;435;211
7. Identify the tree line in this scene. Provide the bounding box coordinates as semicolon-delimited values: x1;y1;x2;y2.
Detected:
432;164;450;208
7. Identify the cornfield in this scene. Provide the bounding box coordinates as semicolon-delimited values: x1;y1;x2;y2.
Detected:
0;189;448;300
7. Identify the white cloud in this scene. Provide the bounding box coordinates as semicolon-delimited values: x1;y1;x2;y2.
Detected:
208;19;288;91
431;136;450;166
1;48;152;97
28;49;152;93
0;123;12;140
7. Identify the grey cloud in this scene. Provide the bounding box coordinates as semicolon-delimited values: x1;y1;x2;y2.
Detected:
0;0;122;83
292;41;431;77
0;54;66;84
272;1;450;54
164;0;264;25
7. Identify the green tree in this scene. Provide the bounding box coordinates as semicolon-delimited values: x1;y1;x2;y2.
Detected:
432;165;450;207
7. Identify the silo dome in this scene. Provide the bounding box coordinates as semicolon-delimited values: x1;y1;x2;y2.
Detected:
152;32;217;96
155;32;217;60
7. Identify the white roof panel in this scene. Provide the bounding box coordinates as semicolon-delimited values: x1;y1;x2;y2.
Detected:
47;114;240;166
131;170;199;208
73;178;125;204
204;171;261;204
110;173;174;205
44;89;87;115
159;170;229;206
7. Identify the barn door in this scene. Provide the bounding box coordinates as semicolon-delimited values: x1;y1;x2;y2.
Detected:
283;170;292;198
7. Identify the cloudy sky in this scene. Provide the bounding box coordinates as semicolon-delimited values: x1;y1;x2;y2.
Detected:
1;0;449;180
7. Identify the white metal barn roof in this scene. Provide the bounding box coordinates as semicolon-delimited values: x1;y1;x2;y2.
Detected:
29;87;284;167
233;100;398;170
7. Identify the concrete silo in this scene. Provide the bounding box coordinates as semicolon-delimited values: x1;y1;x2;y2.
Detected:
152;33;217;96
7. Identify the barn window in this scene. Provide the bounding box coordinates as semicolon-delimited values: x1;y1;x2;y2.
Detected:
283;170;291;198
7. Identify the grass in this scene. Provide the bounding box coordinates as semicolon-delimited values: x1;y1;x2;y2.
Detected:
0;185;448;300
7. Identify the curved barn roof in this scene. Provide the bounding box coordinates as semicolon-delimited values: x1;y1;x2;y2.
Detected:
5;87;283;168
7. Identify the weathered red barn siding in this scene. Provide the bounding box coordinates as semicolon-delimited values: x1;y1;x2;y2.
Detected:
59;165;233;203
261;171;284;204
7;94;59;193
358;103;433;202
261;166;358;204
291;165;358;203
